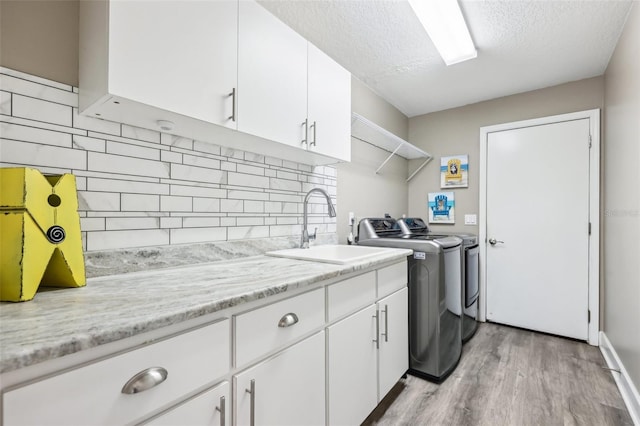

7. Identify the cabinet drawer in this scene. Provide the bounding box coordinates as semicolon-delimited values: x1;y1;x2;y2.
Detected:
145;381;229;426
327;271;376;322
235;288;324;368
3;319;230;426
377;260;408;298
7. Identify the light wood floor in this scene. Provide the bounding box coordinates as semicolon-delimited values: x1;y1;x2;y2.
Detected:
363;322;633;426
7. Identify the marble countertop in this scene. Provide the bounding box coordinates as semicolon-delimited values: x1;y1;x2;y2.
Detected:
0;249;411;375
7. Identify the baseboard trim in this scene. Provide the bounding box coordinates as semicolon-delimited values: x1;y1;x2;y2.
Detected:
600;331;640;425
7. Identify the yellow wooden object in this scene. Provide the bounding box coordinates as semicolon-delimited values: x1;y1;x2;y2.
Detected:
0;168;86;302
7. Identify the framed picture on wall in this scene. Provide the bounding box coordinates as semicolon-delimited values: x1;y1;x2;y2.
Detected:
440;155;468;188
428;192;455;224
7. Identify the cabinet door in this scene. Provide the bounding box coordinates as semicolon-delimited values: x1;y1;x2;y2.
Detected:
145;381;229;426
307;43;351;162
378;287;409;400
237;0;308;148
108;0;237;127
234;332;325;426
327;304;378;426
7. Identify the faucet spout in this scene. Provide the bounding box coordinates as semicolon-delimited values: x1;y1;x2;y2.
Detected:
301;187;336;248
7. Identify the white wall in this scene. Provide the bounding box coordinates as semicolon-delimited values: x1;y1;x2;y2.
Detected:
336;77;409;243
603;2;640;395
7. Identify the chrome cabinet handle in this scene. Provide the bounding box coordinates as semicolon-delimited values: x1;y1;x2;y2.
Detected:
381;304;389;342
310;121;317;146
228;88;236;122
301;118;308;147
373;310;380;349
215;395;226;426
488;238;504;246
121;367;168;394
245;379;255;426
278;312;299;327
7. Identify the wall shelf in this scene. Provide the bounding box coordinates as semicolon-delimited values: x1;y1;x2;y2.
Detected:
351;113;432;182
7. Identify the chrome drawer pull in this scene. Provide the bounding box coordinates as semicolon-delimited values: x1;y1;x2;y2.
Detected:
121;367;168;394
373;310;380;349
245;379;255;426
278;313;299;328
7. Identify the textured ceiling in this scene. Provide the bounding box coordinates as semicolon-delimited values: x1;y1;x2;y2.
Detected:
258;0;634;117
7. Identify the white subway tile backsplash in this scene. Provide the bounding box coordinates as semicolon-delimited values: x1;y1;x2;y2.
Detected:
0;91;11;115
193;198;220;213
171;185;226;198
170;227;226;245
0;74;77;107
107;140;159;161
193;140;221;155
183;154;221;170
161;133;193;149
121;193;160;211
228;226;269;240
73;135;106;152
80;217;105;232
160;195;192;212
237;163;264;176
237;217;265;226
160;217;182;228
160;150;182;164
1;139;86;170
78;191;120;211
183;217;220;228
244;200;265;213
106;217;159;231
1;68;336;252
1;122;72;147
12;95;72;127
88;177;168;195
227;172;269;189
270;177;302;192
87;229;169;251
221;199;243;213
171;163;226;184
89;152;169;178
1;67;72;91
122;124;160;144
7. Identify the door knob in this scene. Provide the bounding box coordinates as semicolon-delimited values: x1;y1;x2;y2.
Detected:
488;238;504;246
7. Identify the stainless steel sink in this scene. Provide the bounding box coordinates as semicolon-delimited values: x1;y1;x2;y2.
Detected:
266;244;405;265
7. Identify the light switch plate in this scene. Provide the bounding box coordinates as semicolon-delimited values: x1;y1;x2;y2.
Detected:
464;214;477;225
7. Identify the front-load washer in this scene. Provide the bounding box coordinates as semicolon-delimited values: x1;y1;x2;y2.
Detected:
397;217;480;343
357;217;463;382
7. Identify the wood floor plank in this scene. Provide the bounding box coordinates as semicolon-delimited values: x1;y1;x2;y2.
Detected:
363;322;633;426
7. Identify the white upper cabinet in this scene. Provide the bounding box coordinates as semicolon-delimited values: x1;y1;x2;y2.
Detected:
237;0;308;149
79;0;351;165
81;0;237;128
307;43;352;161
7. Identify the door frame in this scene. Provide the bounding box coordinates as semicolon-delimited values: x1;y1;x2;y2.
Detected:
479;109;600;345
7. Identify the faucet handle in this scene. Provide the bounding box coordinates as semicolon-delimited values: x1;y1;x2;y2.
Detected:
310;227;318;241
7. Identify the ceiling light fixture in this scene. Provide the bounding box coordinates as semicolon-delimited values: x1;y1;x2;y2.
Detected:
408;0;477;66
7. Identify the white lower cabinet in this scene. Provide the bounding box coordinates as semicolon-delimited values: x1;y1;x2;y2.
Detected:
327;305;378;426
328;287;409;425
2;320;230;426
145;381;229;426
378;287;409;399
234;331;325;426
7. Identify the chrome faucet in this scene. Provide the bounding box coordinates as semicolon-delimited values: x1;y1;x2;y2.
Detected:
301;188;336;248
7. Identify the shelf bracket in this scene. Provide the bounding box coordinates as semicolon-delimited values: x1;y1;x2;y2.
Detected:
406;155;432;182
375;142;407;175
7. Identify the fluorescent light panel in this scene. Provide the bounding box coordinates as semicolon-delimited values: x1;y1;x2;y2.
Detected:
408;0;477;66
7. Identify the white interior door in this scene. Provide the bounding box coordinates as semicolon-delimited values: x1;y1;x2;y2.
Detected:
485;118;591;340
